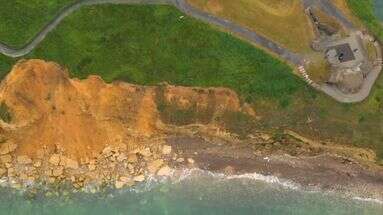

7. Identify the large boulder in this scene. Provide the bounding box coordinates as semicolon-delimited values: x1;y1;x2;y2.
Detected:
49;154;61;166
147;159;164;174
157;165;172;176
133;175;145;182
62;157;79;170
162;145;172;155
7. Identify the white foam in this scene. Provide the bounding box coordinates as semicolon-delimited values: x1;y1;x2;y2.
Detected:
225;172;300;190
156;168;383;205
353;196;383;205
165;168;300;190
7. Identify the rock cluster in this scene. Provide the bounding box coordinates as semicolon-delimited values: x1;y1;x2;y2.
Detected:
0;141;178;191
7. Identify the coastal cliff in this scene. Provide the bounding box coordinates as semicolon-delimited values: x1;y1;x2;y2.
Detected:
0;59;255;190
0;59;381;201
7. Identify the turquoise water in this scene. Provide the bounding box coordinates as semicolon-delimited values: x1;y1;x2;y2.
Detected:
0;170;382;215
376;0;383;21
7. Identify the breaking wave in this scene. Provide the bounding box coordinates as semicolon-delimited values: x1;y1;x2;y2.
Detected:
127;168;382;206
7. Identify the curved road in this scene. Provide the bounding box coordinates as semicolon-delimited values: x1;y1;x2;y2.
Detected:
0;0;172;58
0;0;381;103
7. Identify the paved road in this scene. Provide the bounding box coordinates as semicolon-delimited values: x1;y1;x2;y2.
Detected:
302;0;354;29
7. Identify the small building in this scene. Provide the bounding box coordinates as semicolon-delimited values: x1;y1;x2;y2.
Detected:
325;33;365;68
326;43;355;64
324;32;370;94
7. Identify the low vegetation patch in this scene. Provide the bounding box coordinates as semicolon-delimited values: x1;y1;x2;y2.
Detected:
156;86;216;126
0;102;11;123
220;111;257;138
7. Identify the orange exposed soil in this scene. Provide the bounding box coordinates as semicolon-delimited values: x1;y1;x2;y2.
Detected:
0;59;253;159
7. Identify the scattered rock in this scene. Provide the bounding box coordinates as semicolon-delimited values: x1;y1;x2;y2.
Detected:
0;142;17;155
117;153;127;162
0;168;6;176
102;146;113;155
115;181;124;189
115;176;134;189
127;164;134;171
127;153;138;163
16;155;32;165
49;154;61;166
157;165;172;176
162;145;172;155
176;158;184;163
7;168;14;176
187;158;195;164
133;175;145;182
47;177;56;184
138;148;152;157
0;154;12;163
19;173;28;181
63;158;79;170
88;164;96;171
223;166;235;175
33;161;41;168
260;133;272;141
120;176;130;183
52;166;64;177
147;159;164;174
80;157;90;165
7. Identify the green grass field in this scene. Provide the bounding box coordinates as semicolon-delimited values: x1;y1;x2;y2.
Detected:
0;0;75;47
0;5;307;105
0;3;382;162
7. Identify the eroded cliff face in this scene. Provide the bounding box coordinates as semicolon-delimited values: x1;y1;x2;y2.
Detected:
0;59;254;158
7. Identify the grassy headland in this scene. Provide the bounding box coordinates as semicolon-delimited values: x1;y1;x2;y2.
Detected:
0;3;382;162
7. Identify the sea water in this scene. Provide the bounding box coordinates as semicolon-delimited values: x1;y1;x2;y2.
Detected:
375;0;383;21
0;169;381;215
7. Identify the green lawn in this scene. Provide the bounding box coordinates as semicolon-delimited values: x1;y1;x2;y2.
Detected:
0;0;75;47
0;3;382;162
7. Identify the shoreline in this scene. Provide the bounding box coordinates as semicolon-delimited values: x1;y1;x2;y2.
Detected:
0;60;381;207
165;133;383;202
0;131;382;204
0;167;382;206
